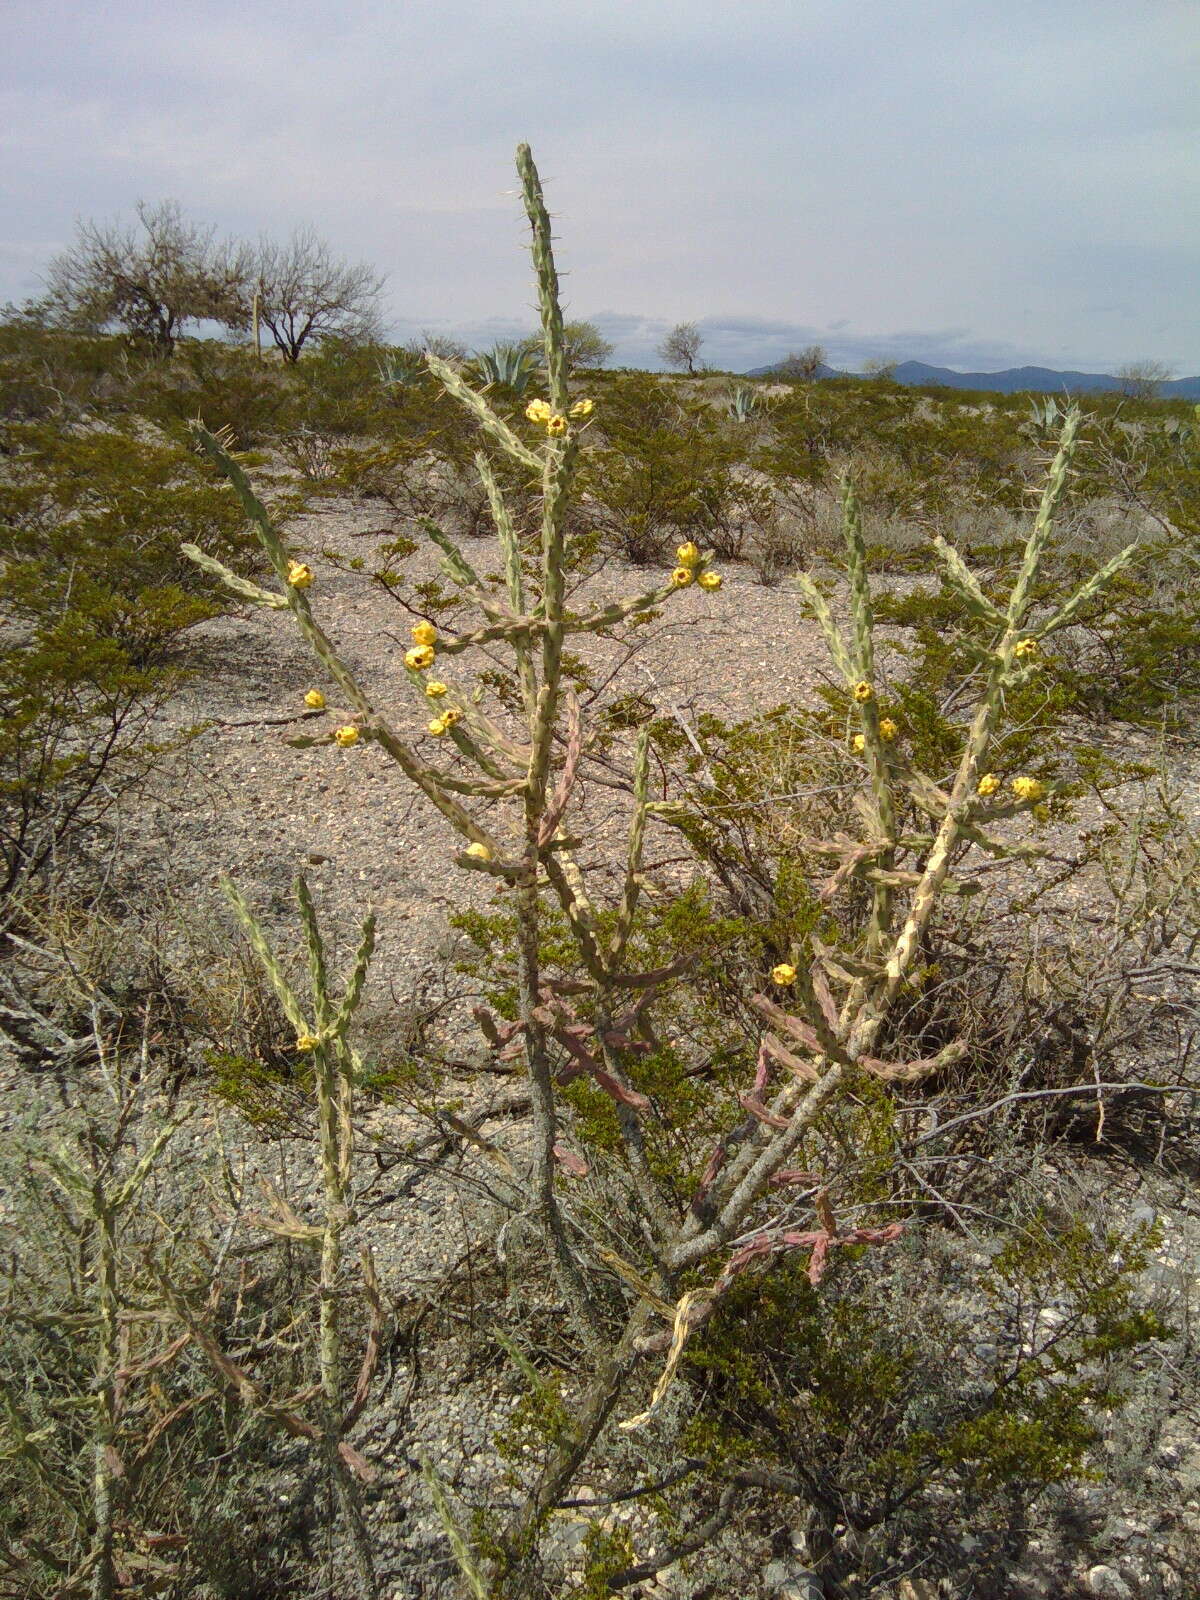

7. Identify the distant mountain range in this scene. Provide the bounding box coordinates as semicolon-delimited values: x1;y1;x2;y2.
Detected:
745;358;1200;398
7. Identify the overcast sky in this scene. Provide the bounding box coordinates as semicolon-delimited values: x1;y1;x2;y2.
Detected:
3;0;1197;375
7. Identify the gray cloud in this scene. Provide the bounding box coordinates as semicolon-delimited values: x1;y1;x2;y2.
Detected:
3;0;1196;373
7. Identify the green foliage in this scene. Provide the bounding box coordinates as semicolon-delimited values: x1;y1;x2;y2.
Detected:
0;419;259;652
683;1215;1165;1580
0;614;178;896
0;418;271;898
579;373;772;562
130;336;302;446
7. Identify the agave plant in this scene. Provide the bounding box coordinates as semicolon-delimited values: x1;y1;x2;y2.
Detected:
375;344;427;387
1023;395;1068;437
473;341;541;394
728;383;763;423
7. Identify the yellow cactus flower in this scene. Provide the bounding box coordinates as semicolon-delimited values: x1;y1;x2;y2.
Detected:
428;716;449;737
569;398;594;418
853;680;873;703
304;690;326;710
670;566;694;588
525;398;552;423
465;841;492;861
286;560;313;589
976;773;1001;797
771;963;797;987
295;1033;320;1052
879;717;899;741
334;725;360;747
441;706;462;726
853;733;866;752
1011;775;1045;802
697;570;723;591
1014;637;1039;660
546;413;568;436
425;680;448;698
676;541;701;567
405;644;436;671
411;621;438;646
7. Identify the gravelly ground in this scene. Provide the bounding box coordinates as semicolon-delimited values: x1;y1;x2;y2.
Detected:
12;492;1200;1599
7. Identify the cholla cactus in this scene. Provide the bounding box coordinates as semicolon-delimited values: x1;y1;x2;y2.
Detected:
184;144;1144;1575
218;875;380;1599
185;143;724;1352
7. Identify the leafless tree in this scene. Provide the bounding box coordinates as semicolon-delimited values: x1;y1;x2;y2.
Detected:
252;226;386;362
44;200;249;355
1116;360;1173;399
778;344;827;381
419;330;468;363
658;320;703;375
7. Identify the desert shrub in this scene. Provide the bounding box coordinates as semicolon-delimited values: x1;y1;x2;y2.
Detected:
682;1211;1166;1592
0;419;275;898
0;615;179;899
0;419;261;653
578;373;771;562
128;337;302;447
0;314;134;423
0;1071;295;1599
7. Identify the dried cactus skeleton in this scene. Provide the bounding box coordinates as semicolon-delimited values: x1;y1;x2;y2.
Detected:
184;143;1142;1583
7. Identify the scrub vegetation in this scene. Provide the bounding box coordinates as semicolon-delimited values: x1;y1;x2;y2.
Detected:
1;148;1198;1600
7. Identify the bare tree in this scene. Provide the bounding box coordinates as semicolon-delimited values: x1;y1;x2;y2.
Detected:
44;200;249;355
252;226;385;362
778;344;827;381
1116;360;1172;399
419;331;468;362
658;320;703;375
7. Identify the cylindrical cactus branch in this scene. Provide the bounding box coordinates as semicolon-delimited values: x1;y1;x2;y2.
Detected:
222;875;379;1599
517;141;568;417
838;477;899;956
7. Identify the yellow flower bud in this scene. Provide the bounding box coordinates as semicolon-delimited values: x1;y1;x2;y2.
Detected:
295;1033;320;1052
405;644;436;671
976;773;1000;797
441;706;462;726
771;963;797;987
411;621;438;646
670;566;694;588
525;398;552;422
546;413;568;436
1014;637;1039;660
428;716;449;737
697;570;722;591
334;725;360;747
853;733;866;752
676;541;701;567
569;398;594;418
425;680;448;698
286;560;313;589
852;680;873;703
465;841;492;861
878;717;899;741
1011;775;1045;802
304;690;326;710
